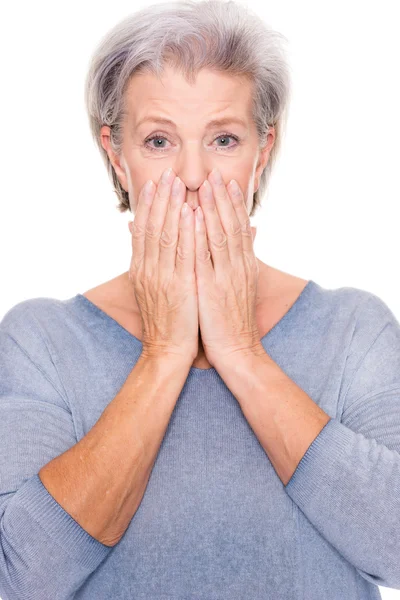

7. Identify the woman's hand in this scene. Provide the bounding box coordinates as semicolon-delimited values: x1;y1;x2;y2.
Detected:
128;168;199;363
194;169;262;368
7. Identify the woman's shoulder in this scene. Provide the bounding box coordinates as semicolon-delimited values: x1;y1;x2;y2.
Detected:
274;269;399;345
0;293;109;374
1;294;82;342
0;296;74;409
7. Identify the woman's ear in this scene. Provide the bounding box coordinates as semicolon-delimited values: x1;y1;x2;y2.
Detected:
100;125;129;192
254;126;276;188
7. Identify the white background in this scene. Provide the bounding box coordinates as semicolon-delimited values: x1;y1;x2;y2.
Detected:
0;1;399;598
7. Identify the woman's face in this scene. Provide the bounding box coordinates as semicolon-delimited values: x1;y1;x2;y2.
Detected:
101;65;275;217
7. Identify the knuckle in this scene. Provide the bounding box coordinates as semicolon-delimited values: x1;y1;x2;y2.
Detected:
241;218;252;235
176;244;189;260
229;221;242;236
145;219;158;236
131;221;145;237
197;247;211;262
160;229;176;248
211;231;227;248
155;189;168;203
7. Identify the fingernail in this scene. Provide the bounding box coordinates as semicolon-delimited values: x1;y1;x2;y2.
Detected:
172;176;181;196
228;179;240;194
162;167;173;183
202;179;212;198
144;180;154;195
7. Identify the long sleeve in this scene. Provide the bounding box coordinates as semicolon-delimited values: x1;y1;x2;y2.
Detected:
284;292;400;590
0;301;113;600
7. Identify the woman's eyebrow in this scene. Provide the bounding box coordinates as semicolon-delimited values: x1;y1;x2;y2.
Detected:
136;115;248;129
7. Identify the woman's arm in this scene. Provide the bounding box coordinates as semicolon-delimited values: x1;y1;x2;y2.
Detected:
39;352;192;547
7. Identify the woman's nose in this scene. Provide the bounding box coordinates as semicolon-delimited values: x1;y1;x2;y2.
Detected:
173;145;212;207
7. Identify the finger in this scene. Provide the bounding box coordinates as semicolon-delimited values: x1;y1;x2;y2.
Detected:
159;176;185;274
198;177;230;277
209;168;243;269
227;178;255;259
130;179;156;272
194;206;213;281
145;167;176;277
175;201;195;279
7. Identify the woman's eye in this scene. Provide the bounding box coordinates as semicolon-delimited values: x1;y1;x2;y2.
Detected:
144;135;170;152
214;134;239;150
144;133;239;152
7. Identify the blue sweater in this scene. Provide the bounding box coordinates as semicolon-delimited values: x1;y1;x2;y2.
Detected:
0;279;399;600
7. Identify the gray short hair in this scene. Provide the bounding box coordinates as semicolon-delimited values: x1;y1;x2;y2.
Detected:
84;0;291;217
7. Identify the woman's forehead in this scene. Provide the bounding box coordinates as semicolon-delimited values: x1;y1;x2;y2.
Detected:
126;67;254;128
128;65;251;96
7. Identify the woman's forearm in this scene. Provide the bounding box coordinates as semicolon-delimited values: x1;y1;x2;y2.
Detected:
39;353;192;547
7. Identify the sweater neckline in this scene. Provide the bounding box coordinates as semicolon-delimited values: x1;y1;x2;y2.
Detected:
73;279;316;374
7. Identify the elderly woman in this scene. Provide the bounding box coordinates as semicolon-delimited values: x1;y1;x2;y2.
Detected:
1;1;399;599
